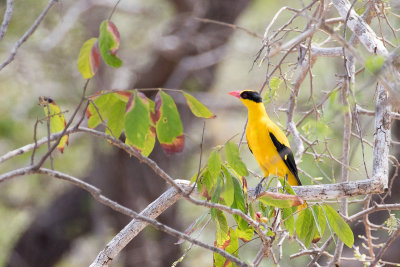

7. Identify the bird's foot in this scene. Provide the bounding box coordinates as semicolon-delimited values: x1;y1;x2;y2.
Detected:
255;177;266;196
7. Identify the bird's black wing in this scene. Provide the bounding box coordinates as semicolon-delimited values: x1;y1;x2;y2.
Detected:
269;132;302;186
246;137;253;154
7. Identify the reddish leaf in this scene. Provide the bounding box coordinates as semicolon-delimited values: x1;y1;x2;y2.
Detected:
98;20;122;67
77;38;101;79
154;91;184;154
125;91;155;156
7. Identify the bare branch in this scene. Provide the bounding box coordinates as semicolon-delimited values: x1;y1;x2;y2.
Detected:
0;0;58;71
196;17;262;39
0;0;14;41
370;225;400;267
347;203;400;222
0;166;249;267
1;126;389;201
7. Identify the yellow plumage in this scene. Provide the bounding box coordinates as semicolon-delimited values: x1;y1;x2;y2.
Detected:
244;99;300;186
229;90;303;187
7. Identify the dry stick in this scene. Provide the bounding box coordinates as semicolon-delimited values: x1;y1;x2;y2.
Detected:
286;54;314;161
330;6;356;261
295;87;340;128
188;121;205;195
356;106;400;120
0;0;14;41
0;126;389;200
64;130;270;246
30;119;40;165
308;237;334;266
45;103;54;170
329;1;391;264
369;225;400;267
347;203;400;222
0;166;248;267
172;217;212;266
354;106;371;178
108;0;122;20
89;180;248;267
330;0;391;185
0;0;58;71
363;196;375;258
195;17;262;39
284;3;325;160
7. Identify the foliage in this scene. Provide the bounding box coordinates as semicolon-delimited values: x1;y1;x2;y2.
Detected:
4;0;398;265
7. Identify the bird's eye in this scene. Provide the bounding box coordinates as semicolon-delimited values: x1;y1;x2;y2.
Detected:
241;93;247;99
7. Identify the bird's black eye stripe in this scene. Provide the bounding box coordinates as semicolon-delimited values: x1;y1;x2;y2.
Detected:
240;91;262;103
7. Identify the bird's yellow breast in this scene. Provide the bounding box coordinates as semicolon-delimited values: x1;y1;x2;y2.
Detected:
246;118;289;178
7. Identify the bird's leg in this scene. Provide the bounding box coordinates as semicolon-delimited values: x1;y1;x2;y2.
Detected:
255;177;266;196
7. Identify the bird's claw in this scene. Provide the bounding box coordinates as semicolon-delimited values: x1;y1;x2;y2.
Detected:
255;177;266;196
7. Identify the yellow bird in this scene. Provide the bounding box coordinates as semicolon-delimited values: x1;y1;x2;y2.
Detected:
229;90;303;191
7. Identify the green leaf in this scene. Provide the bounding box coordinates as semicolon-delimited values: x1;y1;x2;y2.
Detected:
264;77;281;104
208;150;222;180
236;227;254;242
322;204;354;248
301;118;331;139
211;177;222;220
365;55;385;74
38;97;68;153
77;38;101;79
204;170;217;198
282;207;295;236
98;20;122;67
87;92;110;129
214;228;239;267
231;172;247;230
125;91;155;156
278;177;296;195
222;165;234;206
154;91;184;154
215;210;229;245
296;208;315;247
182;92;215;118
87;92;126;138
225;141;248;176
105;98;126;139
257;191;304;208
311;205;326;239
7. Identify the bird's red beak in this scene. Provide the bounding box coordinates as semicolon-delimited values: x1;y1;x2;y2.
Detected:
228;91;241;99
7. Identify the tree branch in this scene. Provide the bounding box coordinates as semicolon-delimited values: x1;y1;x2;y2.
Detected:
0;0;58;71
0;0;14;41
369;225;400;267
0;166;249;267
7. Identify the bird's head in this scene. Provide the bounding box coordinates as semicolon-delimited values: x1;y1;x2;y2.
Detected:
229;90;263;108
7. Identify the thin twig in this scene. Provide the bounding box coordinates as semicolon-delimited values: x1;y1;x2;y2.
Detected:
370;225;400;267
0;166;248;267
108;0;122;20
195;17;262;39
0;0;58;71
188;121;205;195
0;0;14;41
30;119;40;165
45;103;54;170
